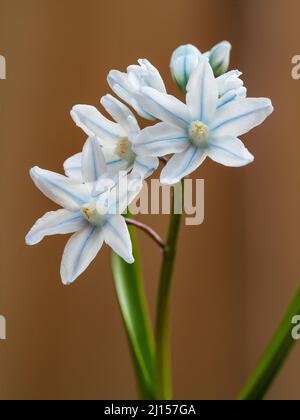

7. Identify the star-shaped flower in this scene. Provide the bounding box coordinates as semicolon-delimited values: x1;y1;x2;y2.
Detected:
133;58;273;185
70;95;159;190
26;137;142;285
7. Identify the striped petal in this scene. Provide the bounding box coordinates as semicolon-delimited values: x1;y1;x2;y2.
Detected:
208;137;254;167
216;70;244;97
82;137;107;183
186;57;218;124
101;94;136;133
160;145;207;185
211;98;274;138
107;70;133;104
133;122;189;157
71;105;126;144
217;87;247;109
102;147;132;174
60;225;104;285
26;209;85;245
102;175;143;215
104;215;134;264
132;155;159;180
30;167;90;211
136;87;190;129
64;153;83;182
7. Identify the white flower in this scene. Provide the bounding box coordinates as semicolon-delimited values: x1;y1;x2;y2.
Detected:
107;59;166;120
70;95;159;191
170;41;232;92
133;58;274;185
26;137;142;285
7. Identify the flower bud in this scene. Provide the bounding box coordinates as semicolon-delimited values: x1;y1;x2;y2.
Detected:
209;41;232;77
170;44;202;93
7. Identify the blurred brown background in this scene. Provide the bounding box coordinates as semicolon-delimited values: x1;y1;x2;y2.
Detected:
0;0;300;400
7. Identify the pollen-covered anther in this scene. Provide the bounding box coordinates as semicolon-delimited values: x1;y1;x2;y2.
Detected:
189;121;210;147
81;203;103;226
115;137;136;162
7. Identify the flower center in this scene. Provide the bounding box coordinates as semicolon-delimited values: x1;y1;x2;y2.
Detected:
115;137;136;162
189;121;210;147
81;203;105;227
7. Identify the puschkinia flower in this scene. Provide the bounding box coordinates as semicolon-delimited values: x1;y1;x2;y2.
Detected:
133;57;273;185
26;137;142;284
170;41;232;92
70;95;159;187
108;59;166;120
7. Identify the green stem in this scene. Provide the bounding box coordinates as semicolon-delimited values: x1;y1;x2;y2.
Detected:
112;217;156;400
239;286;300;400
155;181;184;400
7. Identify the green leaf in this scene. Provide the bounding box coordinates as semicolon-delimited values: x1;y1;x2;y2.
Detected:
112;221;156;400
239;286;300;400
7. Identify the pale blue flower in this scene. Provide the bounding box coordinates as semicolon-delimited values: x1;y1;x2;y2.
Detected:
133;58;274;185
170;41;232;92
70;95;159;188
26;137;142;285
107;59;166;120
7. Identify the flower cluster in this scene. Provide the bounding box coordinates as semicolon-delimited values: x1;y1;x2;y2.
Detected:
26;41;273;284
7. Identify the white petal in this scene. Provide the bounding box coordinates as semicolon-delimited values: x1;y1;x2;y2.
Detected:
132;156;159;180
133;122;189;157
160;146;207;185
60;225;104;285
135;59;166;93
208;137;254;167
100;94;136;132
217;87;247;108
127;115;140;138
26;209;85;245
102;147;132;175
216;70;243;96
82;137;107;183
186;57;218;124
211;98;274;138
136;87;190;129
107;70;133;103
64;153;83;182
30;167;90;211
71;105;126;144
104;216;134;264
102;175;143;215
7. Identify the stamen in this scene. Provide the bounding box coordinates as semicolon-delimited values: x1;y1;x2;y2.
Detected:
115;137;136;162
189;121;210;147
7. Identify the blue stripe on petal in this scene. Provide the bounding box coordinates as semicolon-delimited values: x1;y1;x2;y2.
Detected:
73;227;96;279
136;135;188;148
211;106;270;133
43;178;86;207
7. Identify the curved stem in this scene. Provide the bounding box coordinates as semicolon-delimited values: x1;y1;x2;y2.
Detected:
125;218;165;250
159;157;169;166
239;286;300;400
155;181;184;400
